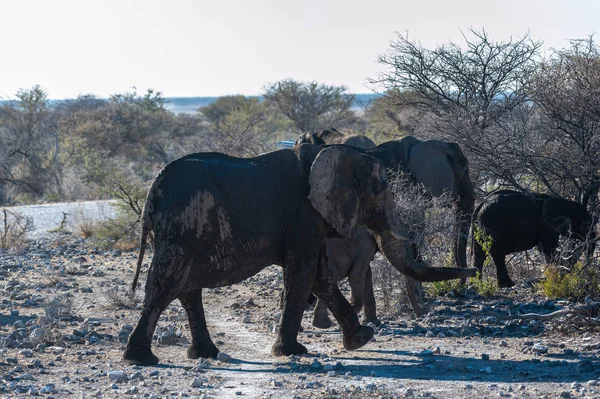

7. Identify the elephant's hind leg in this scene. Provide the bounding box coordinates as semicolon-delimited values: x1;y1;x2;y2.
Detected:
491;250;515;288
123;298;170;365
312;256;373;351
180;291;219;359
123;247;184;365
312;298;333;329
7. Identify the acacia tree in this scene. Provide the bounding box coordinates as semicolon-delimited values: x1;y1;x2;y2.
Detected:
263;79;356;132
199;96;290;157
371;29;543;190
0;85;59;202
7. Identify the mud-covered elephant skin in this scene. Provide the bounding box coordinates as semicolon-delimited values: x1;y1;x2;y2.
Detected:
122;145;477;365
473;190;597;288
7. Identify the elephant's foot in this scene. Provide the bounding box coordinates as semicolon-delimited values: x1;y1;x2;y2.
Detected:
123;345;159;366
312;315;333;329
361;316;381;327
343;325;374;351
271;339;308;356
498;279;515;288
187;343;219;359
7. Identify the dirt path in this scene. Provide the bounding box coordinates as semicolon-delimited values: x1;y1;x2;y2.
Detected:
1;202;599;398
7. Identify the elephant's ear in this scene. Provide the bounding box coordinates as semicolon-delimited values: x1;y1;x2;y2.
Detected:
308;147;360;237
543;198;572;235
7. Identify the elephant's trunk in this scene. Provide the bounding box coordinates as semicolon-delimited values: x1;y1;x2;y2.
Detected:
375;231;478;282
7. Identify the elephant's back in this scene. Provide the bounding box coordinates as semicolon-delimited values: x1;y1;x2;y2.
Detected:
479;193;541;236
147;150;306;236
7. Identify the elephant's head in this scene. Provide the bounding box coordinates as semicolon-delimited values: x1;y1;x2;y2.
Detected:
307;146;477;282
543;197;597;259
295;132;324;146
295;128;344;147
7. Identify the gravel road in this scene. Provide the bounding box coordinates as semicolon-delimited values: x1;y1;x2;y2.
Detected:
3;200;117;239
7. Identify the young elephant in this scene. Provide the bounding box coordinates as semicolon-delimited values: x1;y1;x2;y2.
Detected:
473;190;597;287
123;145;477;365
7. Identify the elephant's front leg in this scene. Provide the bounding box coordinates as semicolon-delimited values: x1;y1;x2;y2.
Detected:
179;291;219;359
312;254;374;351
271;261;315;356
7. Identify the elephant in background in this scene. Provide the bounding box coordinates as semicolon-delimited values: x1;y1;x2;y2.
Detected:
295;133;476;327
295;128;376;149
123;144;477;365
473;190;597;287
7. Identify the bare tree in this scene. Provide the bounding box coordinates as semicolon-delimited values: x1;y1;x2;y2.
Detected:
263;79;356;132
371;29;543;190
529;36;600;212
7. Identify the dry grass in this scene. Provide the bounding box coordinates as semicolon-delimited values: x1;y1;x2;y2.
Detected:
0;208;33;252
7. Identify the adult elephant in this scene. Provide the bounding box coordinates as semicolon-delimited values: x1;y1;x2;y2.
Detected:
295;134;475;326
296;128;377;149
473;190;597;288
123;144;476;365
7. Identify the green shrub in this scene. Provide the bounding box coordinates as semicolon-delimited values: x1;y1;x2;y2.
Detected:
426;273;498;298
539;263;600;301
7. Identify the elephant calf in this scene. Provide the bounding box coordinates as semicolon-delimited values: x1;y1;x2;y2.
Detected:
473;190;597;287
123;144;477;366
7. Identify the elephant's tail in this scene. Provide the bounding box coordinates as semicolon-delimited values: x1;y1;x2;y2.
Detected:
131;202;153;293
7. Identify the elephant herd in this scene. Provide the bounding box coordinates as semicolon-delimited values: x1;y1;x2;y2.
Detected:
122;129;598;366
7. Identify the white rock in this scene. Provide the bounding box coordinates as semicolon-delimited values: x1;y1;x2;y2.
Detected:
108;370;128;383
217;352;231;362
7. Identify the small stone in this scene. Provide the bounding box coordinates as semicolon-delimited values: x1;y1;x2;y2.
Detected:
480;367;492;374
241;314;251;323
191;377;204;387
19;350;34;358
465;384;474;389
420;349;434;356
327;370;336;377
425;330;435;338
40;384;55;393
310;360;323;370
125;386;139;394
433;346;441;354
587;380;599;386
217;352;231;362
532;343;548;354
323;364;334;371
499;341;508;347
269;380;283;387
108;370;128;383
437;332;445;338
481;353;490;361
560;391;571;398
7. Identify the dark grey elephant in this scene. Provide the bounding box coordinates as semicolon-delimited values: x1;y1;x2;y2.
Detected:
295;133;475;327
123;144;477;365
473;190;597;287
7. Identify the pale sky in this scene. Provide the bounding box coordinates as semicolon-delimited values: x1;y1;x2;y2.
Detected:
1;0;598;99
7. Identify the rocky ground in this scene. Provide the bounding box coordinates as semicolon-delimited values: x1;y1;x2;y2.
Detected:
2;204;600;398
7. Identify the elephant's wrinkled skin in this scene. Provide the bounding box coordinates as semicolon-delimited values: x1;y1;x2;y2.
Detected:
296;133;475;327
473;190;597;287
123;145;477;365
